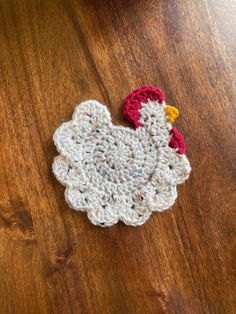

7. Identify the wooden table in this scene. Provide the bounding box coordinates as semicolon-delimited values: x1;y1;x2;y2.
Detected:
0;1;235;313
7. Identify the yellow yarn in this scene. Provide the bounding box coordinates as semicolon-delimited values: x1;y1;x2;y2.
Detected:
165;105;179;122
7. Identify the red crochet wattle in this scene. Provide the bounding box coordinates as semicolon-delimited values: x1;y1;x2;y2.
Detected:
169;127;186;154
123;85;165;128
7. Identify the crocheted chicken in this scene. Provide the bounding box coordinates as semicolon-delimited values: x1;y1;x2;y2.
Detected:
53;86;191;227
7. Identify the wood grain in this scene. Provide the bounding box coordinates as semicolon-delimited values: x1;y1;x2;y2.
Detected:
0;0;235;313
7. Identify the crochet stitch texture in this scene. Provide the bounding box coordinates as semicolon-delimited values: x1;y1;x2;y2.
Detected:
53;86;191;227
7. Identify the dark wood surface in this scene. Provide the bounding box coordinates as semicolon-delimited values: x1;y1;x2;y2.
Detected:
0;1;235;313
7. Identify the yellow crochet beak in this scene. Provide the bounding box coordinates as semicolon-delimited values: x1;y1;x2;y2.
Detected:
165;105;179;123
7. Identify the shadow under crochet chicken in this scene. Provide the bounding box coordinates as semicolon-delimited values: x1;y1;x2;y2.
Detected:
53;86;191;227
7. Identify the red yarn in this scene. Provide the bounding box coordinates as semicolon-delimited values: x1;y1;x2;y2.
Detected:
123;85;165;128
169;127;186;154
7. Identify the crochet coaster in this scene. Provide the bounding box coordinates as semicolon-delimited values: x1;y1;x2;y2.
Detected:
53;86;191;227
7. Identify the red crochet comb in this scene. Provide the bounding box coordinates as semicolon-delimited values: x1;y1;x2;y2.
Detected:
123;85;165;128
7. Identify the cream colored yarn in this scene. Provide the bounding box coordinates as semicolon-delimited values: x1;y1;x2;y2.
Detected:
53;100;191;227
